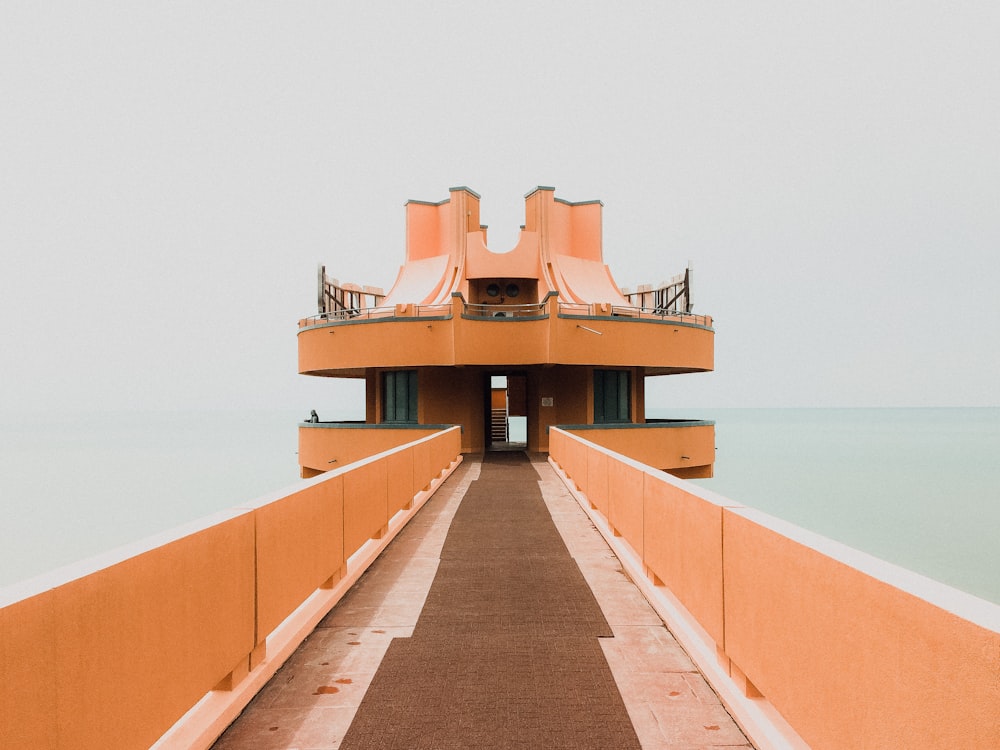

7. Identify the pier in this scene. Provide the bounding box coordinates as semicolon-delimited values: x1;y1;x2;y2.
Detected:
212;452;749;749
3;184;996;749
3;429;997;749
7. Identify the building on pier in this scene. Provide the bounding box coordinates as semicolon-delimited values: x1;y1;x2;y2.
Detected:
5;186;997;750
297;186;715;476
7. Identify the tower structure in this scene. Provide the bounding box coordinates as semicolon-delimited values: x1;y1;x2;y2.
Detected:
298;186;714;476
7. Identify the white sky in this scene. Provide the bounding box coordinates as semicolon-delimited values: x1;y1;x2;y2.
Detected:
2;3;998;411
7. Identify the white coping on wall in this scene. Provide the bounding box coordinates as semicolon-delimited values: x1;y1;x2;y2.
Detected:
729;505;1000;633
0;506;253;608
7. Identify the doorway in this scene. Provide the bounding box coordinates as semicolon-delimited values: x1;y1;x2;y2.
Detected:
486;374;527;450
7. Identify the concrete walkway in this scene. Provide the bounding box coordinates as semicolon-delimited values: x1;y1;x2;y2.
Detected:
211;455;751;750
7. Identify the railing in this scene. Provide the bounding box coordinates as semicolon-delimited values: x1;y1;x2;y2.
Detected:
462;301;548;319
299;302;452;327
0;427;463;750
298;421;460;476
302;301;711;328
558;420;715;476
559;419;714;429
622;269;692;314
548;428;1000;750
317;265;385;316
558;301;712;328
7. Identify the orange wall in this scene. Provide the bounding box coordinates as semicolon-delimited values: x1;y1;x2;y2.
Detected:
507;375;527;416
404;188;481;263
522;188;603;262
607;458;645;557
419;368;482;453
343;458;389;554
0;427;462;750
723;508;1000;749
452;317;551;365
465;230;544;279
586;447;610;517
553;198;602;261
551;314;714;372
567;423;715;474
255;479;345;637
0;512;257;750
299;424;444;474
548;428;1000;750
1;590;57;747
298;298;714;376
490;388;505;410
1;512;256;750
405;201;446;261
642;473;727;644
299;317;456;374
532;366;589;452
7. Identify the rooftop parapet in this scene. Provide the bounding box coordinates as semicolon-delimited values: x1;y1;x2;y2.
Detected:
314;186;700;318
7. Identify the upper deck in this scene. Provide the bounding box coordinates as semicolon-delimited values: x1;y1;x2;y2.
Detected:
298;292;714;376
297;185;715;459
298;185;713;378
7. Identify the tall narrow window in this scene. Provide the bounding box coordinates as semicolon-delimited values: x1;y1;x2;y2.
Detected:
593;369;630;423
383;370;418;423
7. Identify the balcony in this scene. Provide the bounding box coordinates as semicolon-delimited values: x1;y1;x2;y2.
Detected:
558;419;715;478
298;294;714;376
298;421;457;477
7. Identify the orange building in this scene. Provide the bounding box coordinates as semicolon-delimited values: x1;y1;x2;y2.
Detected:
298;186;715;477
6;186;997;750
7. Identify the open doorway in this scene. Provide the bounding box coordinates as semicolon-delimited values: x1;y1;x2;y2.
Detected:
487;374;527;450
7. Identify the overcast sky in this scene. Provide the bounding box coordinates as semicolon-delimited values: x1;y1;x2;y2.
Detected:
2;3;997;412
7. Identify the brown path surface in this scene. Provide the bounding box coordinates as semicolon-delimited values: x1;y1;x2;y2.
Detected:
212;455;750;749
339;451;640;749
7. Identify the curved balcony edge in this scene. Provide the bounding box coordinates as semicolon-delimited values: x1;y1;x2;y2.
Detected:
298;422;462;477
298;308;714;375
556;310;714;332
558;420;715;478
560;419;716;429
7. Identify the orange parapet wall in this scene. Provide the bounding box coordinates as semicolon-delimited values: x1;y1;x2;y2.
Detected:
0;427;462;750
548;428;1000;750
298;423;452;477
375;185;642;308
562;421;715;477
298;293;714;376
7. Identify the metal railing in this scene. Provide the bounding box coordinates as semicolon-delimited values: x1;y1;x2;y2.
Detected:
623;268;692;314
301;300;711;328
299;303;452;327
462;302;548;319
558;301;712;328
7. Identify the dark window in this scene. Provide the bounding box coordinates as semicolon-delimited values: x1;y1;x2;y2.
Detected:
594;369;630;423
383;370;418;422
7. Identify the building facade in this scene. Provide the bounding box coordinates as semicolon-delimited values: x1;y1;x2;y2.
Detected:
298;186;715;477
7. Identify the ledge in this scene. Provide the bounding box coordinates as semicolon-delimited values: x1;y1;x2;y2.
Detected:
557;420;715;430
300;422;458;430
298;312;453;333
556;310;714;332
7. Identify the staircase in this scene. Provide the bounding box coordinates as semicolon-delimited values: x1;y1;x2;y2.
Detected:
490;408;508;443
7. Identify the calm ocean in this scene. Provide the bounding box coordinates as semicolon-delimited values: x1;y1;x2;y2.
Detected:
1;408;997;604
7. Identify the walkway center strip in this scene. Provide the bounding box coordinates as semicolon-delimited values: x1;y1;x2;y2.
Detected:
340;452;642;749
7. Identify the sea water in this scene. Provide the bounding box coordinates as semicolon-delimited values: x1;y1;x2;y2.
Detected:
658;407;1000;605
0;409;306;589
1;408;997;604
